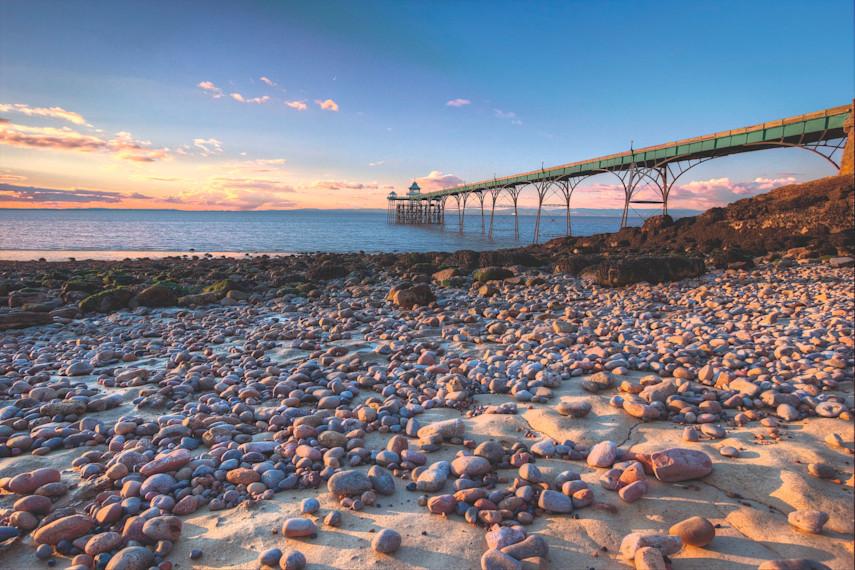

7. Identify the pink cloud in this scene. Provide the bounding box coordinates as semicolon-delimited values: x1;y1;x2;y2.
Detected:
193;138;223;155
260;77;278;87
446;99;471;107
413;171;464;191
309;180;382;190
286;100;307;111
0;103;90;126
315;99;339;111
230;93;245;102
198;81;224;98
0;123;107;152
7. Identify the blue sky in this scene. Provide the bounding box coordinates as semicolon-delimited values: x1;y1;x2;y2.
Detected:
1;0;852;210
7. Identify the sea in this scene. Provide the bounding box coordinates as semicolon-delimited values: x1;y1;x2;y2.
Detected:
0;209;679;261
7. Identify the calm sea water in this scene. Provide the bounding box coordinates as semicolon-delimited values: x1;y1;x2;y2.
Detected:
0;209;637;261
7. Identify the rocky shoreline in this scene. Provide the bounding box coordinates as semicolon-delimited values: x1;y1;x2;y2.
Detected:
0;175;853;570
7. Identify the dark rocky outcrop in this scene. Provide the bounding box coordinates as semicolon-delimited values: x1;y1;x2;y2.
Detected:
595;256;706;287
0;311;54;330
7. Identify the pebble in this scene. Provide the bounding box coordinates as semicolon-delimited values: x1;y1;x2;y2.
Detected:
651;448;713;481
372;529;402;554
669;516;715;547
282;519;317;538
481;549;522;570
787;510;829;534
280;549;307;570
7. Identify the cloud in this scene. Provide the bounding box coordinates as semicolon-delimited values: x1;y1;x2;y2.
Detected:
309;180;383;191
193;138;223;155
446;99;471;107
0;103;90;126
132;176;193;183
0;183;153;204
0;122;170;162
198;81;224;98
229;93;271;104
286;100;307;111
230;93;245;102
668;176;797;209
260;77;278;87
0;172;27;181
494;109;522;125
315;99;339;111
369;161;385;167
0;123;107;152
164;175;298;210
107;131;171;162
413;171;464;191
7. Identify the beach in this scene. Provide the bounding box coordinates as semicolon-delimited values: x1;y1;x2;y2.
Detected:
0;239;852;570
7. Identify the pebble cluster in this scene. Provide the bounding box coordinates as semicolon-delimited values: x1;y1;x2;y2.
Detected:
0;252;852;570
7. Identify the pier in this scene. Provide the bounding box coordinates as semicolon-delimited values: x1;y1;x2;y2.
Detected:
388;103;854;243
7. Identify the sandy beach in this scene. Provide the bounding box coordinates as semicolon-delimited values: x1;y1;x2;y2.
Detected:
0;246;852;570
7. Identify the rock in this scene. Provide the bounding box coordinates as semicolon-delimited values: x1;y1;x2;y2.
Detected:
390;284;435;309
481;549;522;570
372;529;402;553
501;535;548;560
139;449;191;476
280;549;307;570
427;494;457;514
368;466;396;495
620;533;682;559
635;546;667;570
226;468;261;485
474;441;506;464
787;510;829;534
258;548;282;567
32;514;94;545
556;401;591;418
595;256;705;287
473;267;514;282
417;418;464;441
669;516;715;547
40;399;87;415
7;468;61;494
807;463;836;479
281;518;316;538
0;526;20;541
142;516;182;542
618;480;648;503
450;456;491;477
130;285;177;308
104;546;155;570
416;469;447;492
13;494;52;514
0;311;53;331
84;532;123;556
537;490;572;513
318;430;347;448
79;287;133;313
486;527;525;550
300;498;320;514
327;470;372;498
587;440;618;468
651;448;712;481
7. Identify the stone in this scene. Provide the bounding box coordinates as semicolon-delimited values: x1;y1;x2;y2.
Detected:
474;441;506;464
142;516;182;542
139;449;191;476
451;455;491;477
635;546;667;570
620;533;682;559
618;480;648;503
556;401;591;418
787;510;829;534
486;527;525;550
327;470;372;498
391;284;435;309
651;448;712;481
501;535;549;560
13;494;52;514
280;550;307;570
281;518;316;538
84;532;123;556
372;529;402;553
258;548;282;567
587;440;618;468
130;285;178;308
416;468;447;492
226;468;261;485
481;549;522;570
427;494;457;514
368;466;396;495
669;516;715;547
105;546;155;570
0;311;53;331
417;418;464;441
7;468;61;494
595;256;706;287
32;514;94;545
537;490;572;513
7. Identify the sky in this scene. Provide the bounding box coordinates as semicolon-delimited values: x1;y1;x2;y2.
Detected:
0;0;852;211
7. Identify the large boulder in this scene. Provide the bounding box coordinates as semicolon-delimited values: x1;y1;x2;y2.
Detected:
595;256;705;287
79;287;133;313
388;283;435;309
473;267;514;282
0;311;53;331
130;285;177;308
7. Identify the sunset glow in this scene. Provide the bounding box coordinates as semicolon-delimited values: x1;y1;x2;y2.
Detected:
1;1;852;211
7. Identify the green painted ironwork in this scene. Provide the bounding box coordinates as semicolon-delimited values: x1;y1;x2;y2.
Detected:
395;103;852;201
